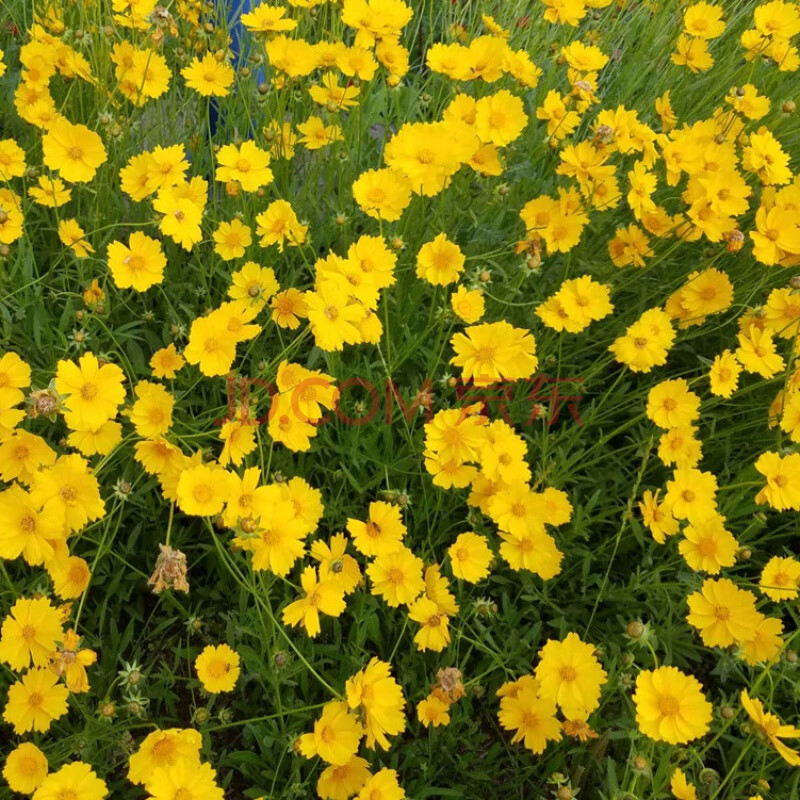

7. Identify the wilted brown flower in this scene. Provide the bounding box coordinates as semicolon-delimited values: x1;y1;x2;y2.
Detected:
148;544;189;594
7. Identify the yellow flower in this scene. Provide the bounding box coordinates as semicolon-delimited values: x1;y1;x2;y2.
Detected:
498;682;562;754
181;52;234;96
741;689;800;767
195;643;240;693
345;658;406;749
678;514;738;574
55;352;126;430
633;666;711;744
150;343;185;379
128;728;202;786
255;199;308;251
58;218;94;258
347;501;406;557
451;321;538;387
298;701;363;765
534;632;607;719
107;232;167;291
0;596;63;671
2;667;69;734
176;463;232;517
316;756;371;800
670;768;698;800
215;141;273;192
282;565;346;637
0;429;56;484
32;762;108;800
355;769;405;800
213;218;252;261
145;760;223;800
2;742;48;794
450;286;485;324
448;531;492;582
42;117;107;182
416;233;465;286
759;555;800;601
408;596;451;652
367;545;425;607
417;693;451;727
686;577;761;647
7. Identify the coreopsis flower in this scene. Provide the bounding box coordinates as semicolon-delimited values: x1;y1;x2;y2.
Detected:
755;451;800;510
310;534;362;595
58;219;94;258
534;632;607;718
0;596;63;671
0;138;26;178
740;615;784;665
298;701;364;765
128;728;202;786
0;485;64;565
183;313;237;377
741;690;800;767
416;233;465;286
638;489;679;543
181;52;234;96
742;128;792;185
408;596;451;652
0;429;56;484
255;199;308;250
760;555;800;601
498;681;561;753
708;350;741;397
267;393;317;452
129;381;174;438
450;321;537;387
298;116;343;149
316;756;371;800
670;769;698;800
499;529;563;579
282;565;346;637
228;261;279;310
195;643;240;693
48;554;91;599
664;467;718;522
215;141;273;192
2;667;69;734
49;628;97;693
355;769;405;800
55;353;125;430
474;89;528;146
2;742;49;794
609;307;675;372
143;145;188;194
32;762;108;800
213;219;252;261
0;188;25;245
346;658;406;750
42;117;107;182
450;286;485;323
304;278;365;351
107;232;167;291
633;666;712;744
678;514;738;574
448;532;492;582
687;577;761;647
608;223;653;267
146;761;224;800
417;693;451;727
30;454;106;534
150;344;185;379
671;34;714;72
176;463;231;517
368;545;425;607
241;3;297;32
646;379;701;429
153;183;204;251
736;326;786;378
352;168;412;221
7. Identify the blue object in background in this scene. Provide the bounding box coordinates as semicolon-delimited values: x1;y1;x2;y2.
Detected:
209;0;266;137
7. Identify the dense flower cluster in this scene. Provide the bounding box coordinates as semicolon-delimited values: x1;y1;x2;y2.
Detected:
1;0;800;798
